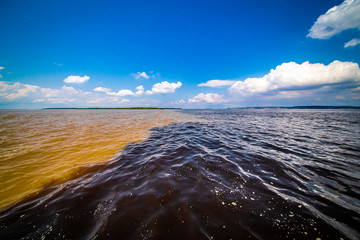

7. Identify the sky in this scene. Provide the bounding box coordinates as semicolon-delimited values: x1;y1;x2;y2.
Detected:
0;0;360;109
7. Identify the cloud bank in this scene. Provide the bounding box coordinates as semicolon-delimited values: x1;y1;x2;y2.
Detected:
94;87;112;92
0;81;89;104
94;81;182;97
0;81;143;108
96;85;144;97
308;0;360;39
229;61;360;96
189;93;226;103
198;80;236;87
64;75;90;84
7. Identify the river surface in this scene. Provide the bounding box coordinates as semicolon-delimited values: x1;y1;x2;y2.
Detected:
0;109;191;209
0;109;359;240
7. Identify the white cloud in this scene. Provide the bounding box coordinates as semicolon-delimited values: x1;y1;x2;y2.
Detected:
0;81;159;108
101;85;145;97
107;89;135;97
135;85;144;91
229;61;360;96
0;66;4;78
61;86;78;94
94;85;145;97
2;81;140;108
344;38;360;48
0;81;75;102
147;81;182;94
1;82;40;100
94;87;112;92
64;75;90;84
132;72;151;79
135;85;144;96
198;80;236;87
307;0;360;39
189;93;227;103
267;90;315;99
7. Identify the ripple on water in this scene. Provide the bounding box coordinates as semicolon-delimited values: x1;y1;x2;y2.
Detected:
0;109;359;239
0;109;194;209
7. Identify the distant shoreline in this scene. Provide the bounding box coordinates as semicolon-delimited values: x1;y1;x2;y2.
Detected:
42;106;360;110
228;106;360;109
0;106;359;110
42;107;182;110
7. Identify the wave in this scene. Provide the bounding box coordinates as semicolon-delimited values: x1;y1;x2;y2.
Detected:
1;109;359;239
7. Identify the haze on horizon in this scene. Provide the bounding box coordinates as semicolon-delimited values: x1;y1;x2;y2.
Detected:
0;0;360;109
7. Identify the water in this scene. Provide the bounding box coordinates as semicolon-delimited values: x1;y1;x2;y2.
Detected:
0;109;192;209
0;109;359;239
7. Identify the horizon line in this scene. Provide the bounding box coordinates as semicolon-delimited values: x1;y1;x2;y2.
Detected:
1;105;360;110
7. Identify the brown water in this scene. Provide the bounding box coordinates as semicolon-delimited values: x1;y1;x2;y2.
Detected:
0;109;193;209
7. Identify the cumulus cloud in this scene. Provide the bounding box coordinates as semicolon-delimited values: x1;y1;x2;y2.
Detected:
229;61;360;96
107;89;135;97
64;75;90;84
344;38;360;48
94;87;112;92
188;93;227;103
307;0;360;39
135;85;144;95
132;72;151;79
198;80;236;87
146;81;182;94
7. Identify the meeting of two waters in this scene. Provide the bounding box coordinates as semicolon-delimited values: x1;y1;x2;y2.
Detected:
0;109;359;239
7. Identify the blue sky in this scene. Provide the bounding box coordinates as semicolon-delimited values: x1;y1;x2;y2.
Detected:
0;0;359;109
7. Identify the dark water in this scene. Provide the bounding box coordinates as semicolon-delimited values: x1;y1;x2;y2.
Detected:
1;109;360;240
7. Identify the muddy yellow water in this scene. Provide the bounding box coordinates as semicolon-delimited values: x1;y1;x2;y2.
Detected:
0;109;193;209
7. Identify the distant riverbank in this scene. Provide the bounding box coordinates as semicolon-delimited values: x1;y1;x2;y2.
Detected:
42;107;182;110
